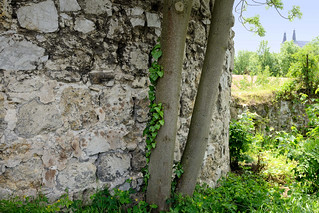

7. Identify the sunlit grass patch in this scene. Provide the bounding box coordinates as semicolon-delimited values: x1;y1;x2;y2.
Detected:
232;75;293;105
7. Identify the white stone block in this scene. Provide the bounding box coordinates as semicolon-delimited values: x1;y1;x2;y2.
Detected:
83;0;112;16
74;17;95;33
146;12;161;28
0;36;46;70
59;0;81;12
17;0;58;33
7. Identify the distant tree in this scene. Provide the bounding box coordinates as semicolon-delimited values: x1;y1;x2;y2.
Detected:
234;50;254;74
279;41;300;76
256;40;280;76
288;37;319;95
248;52;262;75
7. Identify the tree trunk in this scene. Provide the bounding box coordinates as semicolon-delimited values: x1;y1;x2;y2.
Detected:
176;0;235;196
146;0;194;211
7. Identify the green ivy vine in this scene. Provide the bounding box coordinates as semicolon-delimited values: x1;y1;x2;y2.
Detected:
142;42;165;187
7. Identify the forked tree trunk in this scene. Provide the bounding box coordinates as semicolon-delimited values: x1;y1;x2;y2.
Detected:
146;0;194;211
176;0;235;196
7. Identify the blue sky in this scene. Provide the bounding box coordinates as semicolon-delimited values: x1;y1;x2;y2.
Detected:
233;0;319;53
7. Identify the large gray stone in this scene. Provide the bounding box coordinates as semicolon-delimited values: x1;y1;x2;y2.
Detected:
59;0;81;12
0;36;46;71
146;12;160;28
4;158;43;190
57;162;96;190
126;7;144;16
74;17;95;33
82;0;112;16
96;153;130;182
60;87;98;130
124;46;148;71
15;99;62;138
17;0;59;33
84;127;126;156
99;85;133;124
130;17;145;27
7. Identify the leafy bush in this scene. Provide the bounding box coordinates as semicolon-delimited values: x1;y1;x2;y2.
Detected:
0;188;157;213
0;193;72;213
229;111;255;170
170;173;319;213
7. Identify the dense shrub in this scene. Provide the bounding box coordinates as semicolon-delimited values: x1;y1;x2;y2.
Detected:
229;112;255;170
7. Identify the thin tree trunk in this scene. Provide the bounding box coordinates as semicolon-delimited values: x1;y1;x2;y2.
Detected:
146;0;194;211
176;0;235;196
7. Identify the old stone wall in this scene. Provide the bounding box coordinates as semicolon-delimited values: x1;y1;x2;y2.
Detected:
231;100;308;134
0;0;233;200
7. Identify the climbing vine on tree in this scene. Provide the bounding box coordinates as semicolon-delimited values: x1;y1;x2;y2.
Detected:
142;42;165;187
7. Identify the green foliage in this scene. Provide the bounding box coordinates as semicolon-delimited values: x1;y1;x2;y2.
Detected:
257;41;280;76
288;37;319;96
170;173;319;213
234;50;254;74
290;101;319;192
234;41;282;77
142;42;165;188
229;111;255;169
279;41;300;76
2;177;318;213
0;192;72;213
0;188;158;213
235;0;302;37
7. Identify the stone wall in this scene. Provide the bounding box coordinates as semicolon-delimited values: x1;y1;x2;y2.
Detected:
0;0;233;200
231;100;308;134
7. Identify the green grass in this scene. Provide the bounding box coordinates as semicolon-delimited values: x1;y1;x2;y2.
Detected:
1;174;318;213
232;75;293;105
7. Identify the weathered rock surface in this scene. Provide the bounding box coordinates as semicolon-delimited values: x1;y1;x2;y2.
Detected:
146;12;161;28
231;99;308;134
81;0;112;16
0;36;46;71
17;0;59;32
59;0;81;12
74;17;95;33
57;162;96;190
96;153;131;182
60;87;98;130
15;99;62;138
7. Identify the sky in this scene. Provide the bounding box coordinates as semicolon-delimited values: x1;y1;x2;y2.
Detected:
233;0;319;54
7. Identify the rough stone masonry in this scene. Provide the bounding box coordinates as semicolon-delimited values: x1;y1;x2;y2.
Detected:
0;0;234;201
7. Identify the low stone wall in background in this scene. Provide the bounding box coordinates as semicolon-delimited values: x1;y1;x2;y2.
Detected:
231;99;308;134
0;0;233;201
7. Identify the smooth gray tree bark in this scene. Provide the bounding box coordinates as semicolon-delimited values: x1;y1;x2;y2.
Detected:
146;0;194;211
176;0;235;196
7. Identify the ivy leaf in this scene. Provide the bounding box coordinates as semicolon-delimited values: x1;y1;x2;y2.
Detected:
152;143;156;149
154;107;161;113
150;73;158;82
147;144;152;150
149;126;156;132
151;44;162;60
151;132;157;139
153;113;159;120
149;90;155;101
159;119;164;126
157;70;164;78
143;128;149;136
146;138;152;145
154;124;161;130
159;111;164;118
149;85;155;91
152;50;162;60
146;152;151;158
